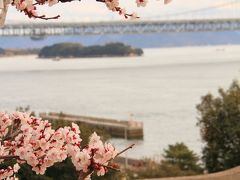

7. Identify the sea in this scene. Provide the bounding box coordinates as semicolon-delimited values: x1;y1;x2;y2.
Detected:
0;45;240;159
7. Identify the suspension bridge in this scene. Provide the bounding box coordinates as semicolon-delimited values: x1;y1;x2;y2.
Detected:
1;0;240;36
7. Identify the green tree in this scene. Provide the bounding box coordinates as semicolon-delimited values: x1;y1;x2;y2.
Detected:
197;80;240;173
126;143;202;179
162;142;202;172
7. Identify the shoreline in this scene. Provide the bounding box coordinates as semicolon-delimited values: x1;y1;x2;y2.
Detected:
1;44;240;58
0;54;142;59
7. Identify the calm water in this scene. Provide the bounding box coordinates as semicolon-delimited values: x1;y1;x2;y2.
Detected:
1;46;240;159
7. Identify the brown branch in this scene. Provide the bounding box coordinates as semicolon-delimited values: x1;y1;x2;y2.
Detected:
0;155;20;160
116;144;135;157
58;0;104;2
77;144;134;179
125;14;140;19
97;163;120;171
59;0;77;2
78;171;92;180
2;129;21;142
23;9;60;20
31;14;61;20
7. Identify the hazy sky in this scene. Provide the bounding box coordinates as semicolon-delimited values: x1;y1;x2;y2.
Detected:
6;0;239;23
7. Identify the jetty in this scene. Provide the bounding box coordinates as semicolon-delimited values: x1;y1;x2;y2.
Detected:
39;112;144;139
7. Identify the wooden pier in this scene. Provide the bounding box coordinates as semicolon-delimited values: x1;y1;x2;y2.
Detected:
39;112;144;139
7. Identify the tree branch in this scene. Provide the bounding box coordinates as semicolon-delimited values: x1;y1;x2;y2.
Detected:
116;144;135;157
0;155;20;160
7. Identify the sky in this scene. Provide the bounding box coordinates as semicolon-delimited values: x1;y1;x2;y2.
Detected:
5;0;240;23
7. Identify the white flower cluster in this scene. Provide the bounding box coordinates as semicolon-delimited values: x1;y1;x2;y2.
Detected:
0;112;118;180
99;0;172;19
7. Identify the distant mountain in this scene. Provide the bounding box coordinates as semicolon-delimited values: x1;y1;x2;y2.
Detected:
1;31;240;49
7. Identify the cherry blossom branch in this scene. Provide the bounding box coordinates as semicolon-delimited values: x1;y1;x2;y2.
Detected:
10;0;156;21
0;155;20;160
34;15;60;20
78;171;92;180
24;10;60;20
77;144;134;180
116;144;135;157
6;0;173;25
2;129;21;141
0;112;129;179
98;163;120;171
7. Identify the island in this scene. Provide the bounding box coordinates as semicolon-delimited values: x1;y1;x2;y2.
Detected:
0;48;39;57
0;48;5;55
38;42;143;58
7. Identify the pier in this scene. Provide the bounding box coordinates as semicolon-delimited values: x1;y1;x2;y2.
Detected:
39;112;144;139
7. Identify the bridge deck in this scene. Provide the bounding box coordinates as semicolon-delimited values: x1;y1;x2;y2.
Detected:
1;19;240;36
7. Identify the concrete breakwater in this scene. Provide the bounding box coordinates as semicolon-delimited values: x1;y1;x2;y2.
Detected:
39;112;144;139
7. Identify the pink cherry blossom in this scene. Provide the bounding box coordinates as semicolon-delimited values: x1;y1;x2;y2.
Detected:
0;112;125;180
2;0;172;21
136;0;148;7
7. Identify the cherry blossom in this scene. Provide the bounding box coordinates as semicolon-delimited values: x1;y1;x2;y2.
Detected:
0;0;173;21
0;112;134;180
0;0;173;178
136;0;148;7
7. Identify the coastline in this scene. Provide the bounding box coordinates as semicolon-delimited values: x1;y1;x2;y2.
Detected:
1;44;240;58
0;54;141;59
